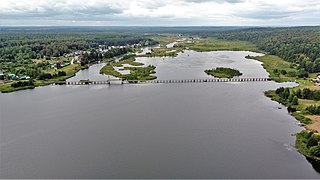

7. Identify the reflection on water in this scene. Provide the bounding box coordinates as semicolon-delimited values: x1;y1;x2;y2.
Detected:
136;50;266;80
307;157;320;173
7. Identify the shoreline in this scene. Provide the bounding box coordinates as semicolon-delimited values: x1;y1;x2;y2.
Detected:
0;55;125;93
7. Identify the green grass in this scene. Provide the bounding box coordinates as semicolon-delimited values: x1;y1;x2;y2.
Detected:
100;58;157;81
123;66;157;80
144;36;257;57
149;34;181;47
246;55;298;82
0;82;35;93
186;37;258;52
112;59;144;67
100;65;122;77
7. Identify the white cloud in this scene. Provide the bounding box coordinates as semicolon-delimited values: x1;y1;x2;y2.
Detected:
0;0;319;26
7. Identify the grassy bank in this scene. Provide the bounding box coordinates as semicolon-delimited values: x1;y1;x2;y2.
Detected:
100;57;156;81
140;36;258;58
186;37;258;52
246;55;299;82
0;63;83;93
0;83;35;93
137;48;180;57
296;130;320;161
265;84;320;160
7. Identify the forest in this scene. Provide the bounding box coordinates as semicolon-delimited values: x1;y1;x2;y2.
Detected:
212;27;320;74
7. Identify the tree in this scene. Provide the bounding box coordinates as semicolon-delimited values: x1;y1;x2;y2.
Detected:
307;136;319;148
294;89;302;98
288;94;294;103
302;88;311;99
298;69;309;78
282;88;290;99
276;87;285;94
280;69;287;75
58;71;66;76
310;145;320;157
292;96;299;105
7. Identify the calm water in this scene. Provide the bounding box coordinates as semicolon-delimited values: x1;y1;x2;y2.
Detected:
1;51;319;178
136;51;268;79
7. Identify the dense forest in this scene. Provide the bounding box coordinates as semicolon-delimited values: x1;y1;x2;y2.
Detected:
0;31;155;61
213;27;320;73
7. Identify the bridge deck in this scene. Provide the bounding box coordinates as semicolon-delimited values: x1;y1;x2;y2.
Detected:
52;77;271;85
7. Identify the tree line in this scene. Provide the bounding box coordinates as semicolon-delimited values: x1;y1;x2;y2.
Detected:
275;87;299;106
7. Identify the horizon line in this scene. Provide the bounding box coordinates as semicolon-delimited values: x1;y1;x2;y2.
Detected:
1;25;320;28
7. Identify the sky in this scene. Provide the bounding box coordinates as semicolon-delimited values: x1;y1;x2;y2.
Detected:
0;0;319;26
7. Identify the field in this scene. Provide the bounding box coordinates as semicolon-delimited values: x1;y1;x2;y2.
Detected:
186;37;258;52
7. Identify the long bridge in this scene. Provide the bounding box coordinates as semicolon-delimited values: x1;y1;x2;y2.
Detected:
53;77;272;85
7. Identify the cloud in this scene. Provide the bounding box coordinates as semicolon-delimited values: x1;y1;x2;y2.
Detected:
0;0;123;19
0;0;319;26
184;0;244;3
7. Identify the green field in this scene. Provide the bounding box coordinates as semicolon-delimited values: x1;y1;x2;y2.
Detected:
186;37;258;52
246;55;299;82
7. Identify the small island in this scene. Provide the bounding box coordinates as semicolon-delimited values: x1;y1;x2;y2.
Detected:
205;67;242;78
100;55;157;81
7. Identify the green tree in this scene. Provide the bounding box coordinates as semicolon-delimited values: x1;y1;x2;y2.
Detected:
292;96;299;105
310;146;320;157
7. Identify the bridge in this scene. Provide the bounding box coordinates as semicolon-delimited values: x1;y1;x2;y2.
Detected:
53;77;271;85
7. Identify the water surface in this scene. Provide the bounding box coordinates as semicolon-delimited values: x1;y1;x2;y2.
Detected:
1;51;319;179
136;50;267;80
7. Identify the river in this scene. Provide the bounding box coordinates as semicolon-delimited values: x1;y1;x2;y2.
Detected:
0;50;319;178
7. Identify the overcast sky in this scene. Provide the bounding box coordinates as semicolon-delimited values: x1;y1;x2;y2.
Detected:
0;0;319;26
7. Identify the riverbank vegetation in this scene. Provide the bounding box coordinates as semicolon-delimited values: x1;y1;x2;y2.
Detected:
296;131;320;160
123;66;156;80
100;55;156;81
245;55;301;82
185;37;258;52
205;67;242;78
266;85;320;159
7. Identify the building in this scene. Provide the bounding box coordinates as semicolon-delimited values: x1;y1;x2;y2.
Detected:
19;76;30;80
0;71;5;80
312;74;320;83
8;74;16;79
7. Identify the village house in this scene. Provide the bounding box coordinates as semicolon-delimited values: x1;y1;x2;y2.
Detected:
8;73;16;79
0;71;5;80
312;74;320;83
19;76;30;80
